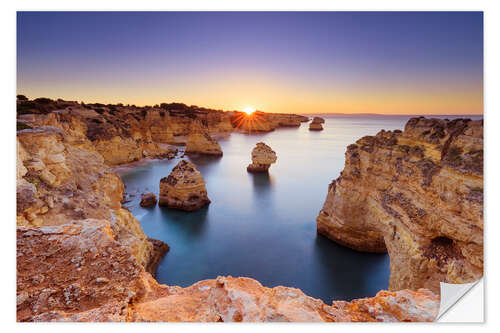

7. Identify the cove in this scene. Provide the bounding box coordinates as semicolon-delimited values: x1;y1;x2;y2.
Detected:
116;115;419;303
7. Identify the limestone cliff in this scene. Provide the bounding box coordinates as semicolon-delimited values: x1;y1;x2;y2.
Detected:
317;117;483;294
230;111;308;133
17;99;234;165
17;220;439;322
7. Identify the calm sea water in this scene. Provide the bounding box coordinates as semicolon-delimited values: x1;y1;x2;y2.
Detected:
117;114;482;303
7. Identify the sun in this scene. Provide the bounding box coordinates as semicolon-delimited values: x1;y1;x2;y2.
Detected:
244;107;255;115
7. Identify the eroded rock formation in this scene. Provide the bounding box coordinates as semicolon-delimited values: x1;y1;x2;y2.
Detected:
309;116;325;131
140;193;157;207
185;120;223;156
247;142;277;173
16;126;156;269
16;220;439;322
317;117;483;294
159;160;210;211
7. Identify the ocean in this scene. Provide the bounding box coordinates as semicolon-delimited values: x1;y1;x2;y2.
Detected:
117;114;482;303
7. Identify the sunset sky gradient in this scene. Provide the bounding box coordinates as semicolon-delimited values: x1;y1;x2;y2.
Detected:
17;12;483;114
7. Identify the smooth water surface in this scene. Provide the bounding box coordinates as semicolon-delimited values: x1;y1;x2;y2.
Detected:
118;114;480;303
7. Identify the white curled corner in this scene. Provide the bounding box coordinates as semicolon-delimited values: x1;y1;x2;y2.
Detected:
436;278;483;322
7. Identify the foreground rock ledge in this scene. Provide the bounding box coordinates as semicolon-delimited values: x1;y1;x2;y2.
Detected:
159;160;210;211
16;220;439;322
247;142;277;173
317;117;483;294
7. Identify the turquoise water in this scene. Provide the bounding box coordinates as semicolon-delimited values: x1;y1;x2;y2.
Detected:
118;114;481;303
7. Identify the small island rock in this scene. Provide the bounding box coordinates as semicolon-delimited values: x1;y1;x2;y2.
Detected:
159;160;210;211
247;142;277;173
140;192;157;207
309;117;325;131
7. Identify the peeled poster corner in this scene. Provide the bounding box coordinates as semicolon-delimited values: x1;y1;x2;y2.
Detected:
437;279;484;323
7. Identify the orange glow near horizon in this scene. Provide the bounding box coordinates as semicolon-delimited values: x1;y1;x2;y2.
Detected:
244;107;255;115
17;73;483;116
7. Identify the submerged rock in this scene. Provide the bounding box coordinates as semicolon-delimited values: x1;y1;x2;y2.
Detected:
159;160;210;211
139;192;157;207
247;142;277;173
185;120;223;156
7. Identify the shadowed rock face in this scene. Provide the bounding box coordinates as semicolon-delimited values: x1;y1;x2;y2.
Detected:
247;142;277;172
16;220;439;322
317;117;483;294
309;122;323;131
159;160;210;211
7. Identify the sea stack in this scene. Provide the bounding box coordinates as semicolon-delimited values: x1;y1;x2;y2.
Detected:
309;117;325;131
185;120;223;156
247;142;277;173
140;192;157;207
159;160;210;211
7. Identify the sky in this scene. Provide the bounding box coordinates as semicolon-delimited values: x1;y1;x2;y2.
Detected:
17;12;483;115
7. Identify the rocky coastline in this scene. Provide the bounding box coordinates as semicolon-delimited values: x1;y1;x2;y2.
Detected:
17;97;442;322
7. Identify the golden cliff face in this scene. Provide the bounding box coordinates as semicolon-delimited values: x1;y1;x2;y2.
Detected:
17;219;439;322
16;126;155;269
18;102;234;166
317;117;483;294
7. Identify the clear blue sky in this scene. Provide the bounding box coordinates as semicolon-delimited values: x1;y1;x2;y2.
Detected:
17;11;483;114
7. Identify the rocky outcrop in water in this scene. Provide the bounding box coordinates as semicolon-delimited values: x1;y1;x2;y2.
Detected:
140;192;157;207
309;117;325;131
159;160;210;211
16;220;439;322
185;120;223;156
17;98;233;165
247;142;277;173
312;116;325;124
317;117;483;294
